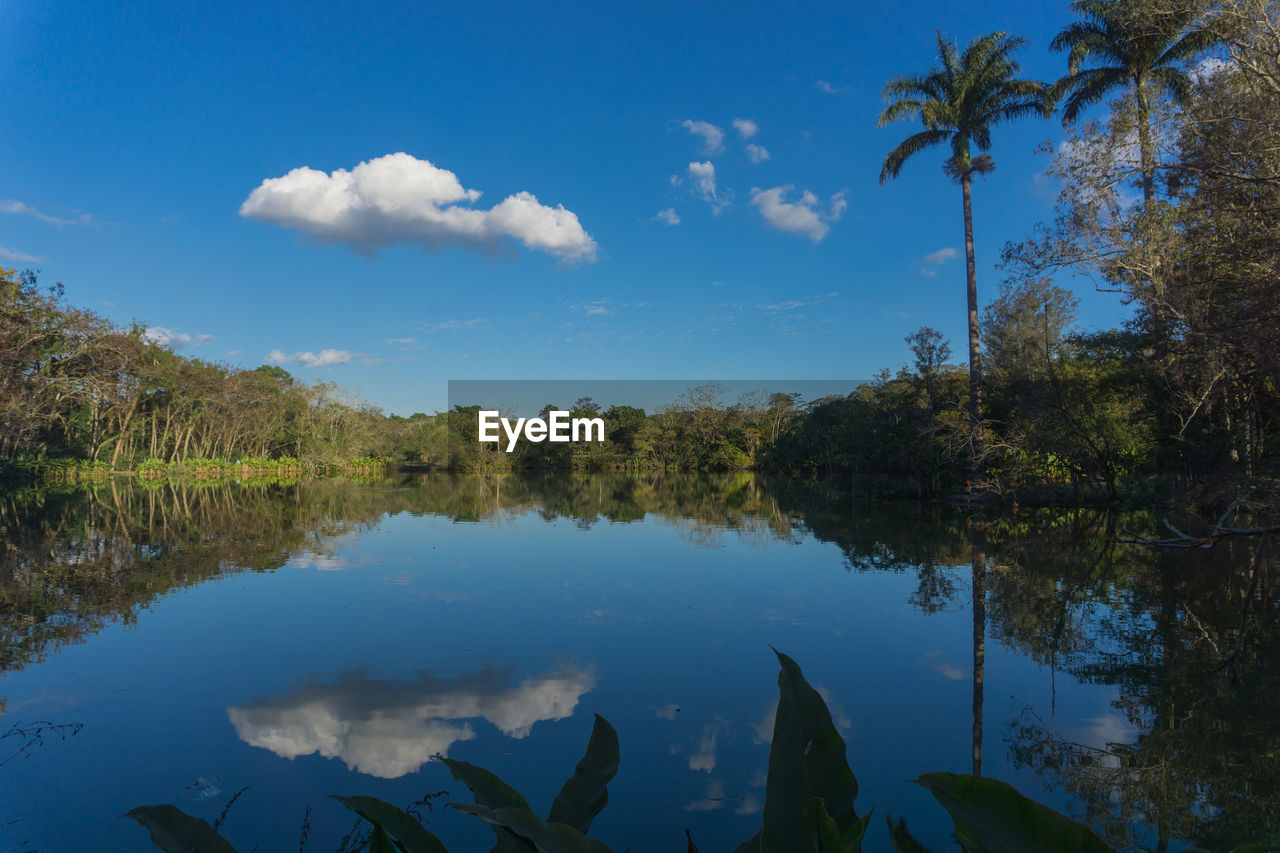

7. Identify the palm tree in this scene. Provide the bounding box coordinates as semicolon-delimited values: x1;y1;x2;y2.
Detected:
1050;0;1219;208
879;31;1047;480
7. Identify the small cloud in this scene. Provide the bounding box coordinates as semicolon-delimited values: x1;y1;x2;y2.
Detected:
732;118;759;139
240;152;598;264
266;348;356;368
653;208;681;226
688;718;731;773
143;326;213;349
227;349;246;357
688;162;730;213
815;80;845;95
745;144;771;164
681;120;726;155
385;337;417;345
0;199;97;228
749;185;846;242
414;318;486;334
654;703;680;720
1192;55;1231;82
160;213;185;224
0;246;43;263
919;247;958;276
586;306;612;316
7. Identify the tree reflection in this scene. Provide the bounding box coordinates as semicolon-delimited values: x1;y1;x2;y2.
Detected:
1;474;1276;847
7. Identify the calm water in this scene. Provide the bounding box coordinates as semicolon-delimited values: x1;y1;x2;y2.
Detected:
0;474;1276;851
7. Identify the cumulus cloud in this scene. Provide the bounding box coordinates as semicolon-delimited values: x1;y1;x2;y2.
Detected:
240;152;598;263
815;80;845;94
745;144;771;164
0;199;96;228
749;185;847;242
688;162;730;213
227;664;595;778
266;348;355;368
682;120;726;155
0;246;43;263
143;326;213;349
653;207;681;226
919;247;959;277
732;118;759;139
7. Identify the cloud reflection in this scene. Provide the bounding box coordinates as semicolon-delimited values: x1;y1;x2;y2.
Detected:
227;664;595;778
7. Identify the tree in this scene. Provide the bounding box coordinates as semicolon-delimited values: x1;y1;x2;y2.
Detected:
1049;0;1219;207
906;326;952;413
879;31;1048;479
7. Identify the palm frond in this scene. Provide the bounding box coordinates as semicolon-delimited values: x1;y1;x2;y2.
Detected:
1155;26;1224;68
880;128;951;184
1150;65;1194;107
1056;66;1129;123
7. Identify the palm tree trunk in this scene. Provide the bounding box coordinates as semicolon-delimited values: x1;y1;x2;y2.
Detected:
1135;79;1156;211
961;174;983;480
972;544;986;776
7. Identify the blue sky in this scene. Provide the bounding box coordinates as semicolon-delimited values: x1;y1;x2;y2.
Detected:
1;0;1133;415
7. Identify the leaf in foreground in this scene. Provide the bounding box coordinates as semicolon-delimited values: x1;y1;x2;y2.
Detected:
331;795;450;853
123;804;238;853
547;714;620;834
449;803;615;853
915;772;1110;853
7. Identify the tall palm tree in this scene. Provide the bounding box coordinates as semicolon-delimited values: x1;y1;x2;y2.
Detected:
1050;0;1219;208
879;31;1047;480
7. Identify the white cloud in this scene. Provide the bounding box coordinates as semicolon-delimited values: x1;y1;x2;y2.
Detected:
0;246;43;263
688;718;731;772
749;185;846;242
240;152;598;263
921;247;958;265
682;120;726;155
745;144;771;164
227;349;246;357
653;207;681;226
688;162;729;213
0;199;96;228
414;318;487;333
733;118;759;139
228;665;595;779
816;80;845;94
143;326;213;349
267;348;355;367
1192;55;1232;82
919;247;959;277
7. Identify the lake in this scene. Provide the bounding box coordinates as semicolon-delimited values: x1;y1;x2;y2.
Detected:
1;473;1275;851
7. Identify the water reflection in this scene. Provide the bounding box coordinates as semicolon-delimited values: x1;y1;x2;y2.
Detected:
227;664;595;778
1;473;1277;848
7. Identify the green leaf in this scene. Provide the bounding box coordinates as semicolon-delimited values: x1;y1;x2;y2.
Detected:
803;798;855;852
914;772;1110;853
449;803;615;853
547;714;620;834
122;804;239;853
761;649;866;853
885;815;937;853
369;824;396;853
330;795;450;853
439;758;535;853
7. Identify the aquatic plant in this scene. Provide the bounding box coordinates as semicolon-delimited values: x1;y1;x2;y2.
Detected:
123;651;1272;852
